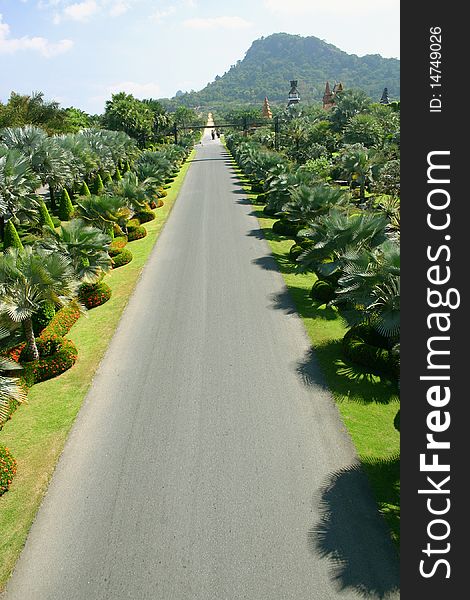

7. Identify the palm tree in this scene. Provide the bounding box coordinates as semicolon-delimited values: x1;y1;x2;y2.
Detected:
110;172;152;211
0;246;79;361
339;144;373;202
41;219;112;283
0;354;26;426
0;146;40;239
75;195;131;237
333;240;400;344
283;183;350;226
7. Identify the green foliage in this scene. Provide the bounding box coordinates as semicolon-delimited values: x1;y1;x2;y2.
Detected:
38;200;55;229
272;219;301;238
58;188;74;221
309;280;335;305
78;282;112;309
127;225;147;242
114;167;122;181
0;92;66;134
134;209;156;224
21;337;78;387
342;324;399;381
0;445;17;497
32;301;56;336
111;247;133;268
40;301;81;339
3;221;24;251
92;173;105;195
103;92;154;147
79;181;91;196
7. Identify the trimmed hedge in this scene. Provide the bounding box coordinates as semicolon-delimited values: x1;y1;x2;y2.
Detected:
111;247;133;268
58;189;74;221
38;201;55;229
127;225;147;242
92;174;105;195
134;210;155;224
3;221;23;251
309;280;336;305
78;282;112;309
272;219;301;238
0;445;17;497
79;181;91;197
41;302;82;340
108;237;128;256
21;337;78;387
342;324;399;381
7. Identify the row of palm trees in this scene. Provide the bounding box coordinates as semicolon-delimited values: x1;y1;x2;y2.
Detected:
227;133;400;379
0;125;192;429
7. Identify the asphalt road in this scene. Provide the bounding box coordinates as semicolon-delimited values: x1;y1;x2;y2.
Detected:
3;131;399;599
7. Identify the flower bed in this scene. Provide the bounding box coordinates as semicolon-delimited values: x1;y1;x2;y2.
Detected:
78;282;112;309
21;338;78;387
111;247;133;268
0;445;17;497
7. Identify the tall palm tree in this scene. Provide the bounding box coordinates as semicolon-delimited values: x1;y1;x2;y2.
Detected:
41;218;112;283
0;246;79;361
340;144;373;202
0;145;40;240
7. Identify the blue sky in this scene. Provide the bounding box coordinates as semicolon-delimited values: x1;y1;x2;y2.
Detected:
0;0;400;114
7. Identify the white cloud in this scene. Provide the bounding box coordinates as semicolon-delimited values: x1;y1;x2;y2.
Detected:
108;1;130;17
151;6;176;23
183;16;253;30
105;81;162;98
0;13;73;57
63;0;98;21
264;0;398;16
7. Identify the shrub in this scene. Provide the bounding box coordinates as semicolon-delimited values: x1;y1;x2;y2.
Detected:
41;301;82;339
127;225;147;242
263;205;279;217
310;280;336;305
78;282;112;309
126;218;140;231
289;244;304;262
58;189;74;221
157;188;167;198
19;335;62;363
38;201;55;229
32;301;56;336
112;247;133;268
253;193;267;205
0;445;17;496
102;172;113;185
134;210;155;224
92;174;105;195
3;221;23;251
21;338;78;387
79;181;91;197
272;219;301;238
108;237;128;256
114;167;122;181
342;324;399;380
251;182;264;193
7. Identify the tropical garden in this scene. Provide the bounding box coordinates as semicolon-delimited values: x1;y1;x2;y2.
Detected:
220;89;400;546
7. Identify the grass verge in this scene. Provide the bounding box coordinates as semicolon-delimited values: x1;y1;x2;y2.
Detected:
0;150;194;589
231;162;400;549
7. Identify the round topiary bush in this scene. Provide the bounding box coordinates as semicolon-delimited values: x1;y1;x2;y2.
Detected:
309;280;336;305
134;210;155;224
127;225;147;242
272;219;301;238
342;324;399;380
112;247;133;268
0;445;17;496
108;237;128;257
289;244;304;262
78;282;112;309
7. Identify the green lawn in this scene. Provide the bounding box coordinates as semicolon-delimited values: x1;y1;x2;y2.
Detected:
232;163;400;549
0;151;194;589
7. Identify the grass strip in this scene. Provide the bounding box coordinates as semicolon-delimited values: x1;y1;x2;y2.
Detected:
0;150;194;589
231;161;400;549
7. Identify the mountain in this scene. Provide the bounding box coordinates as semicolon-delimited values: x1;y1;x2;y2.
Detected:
167;33;399;108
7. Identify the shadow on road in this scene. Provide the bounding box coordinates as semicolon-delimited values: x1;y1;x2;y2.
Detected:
308;464;400;599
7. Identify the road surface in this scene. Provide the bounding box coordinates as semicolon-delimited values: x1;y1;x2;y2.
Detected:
3;129;399;599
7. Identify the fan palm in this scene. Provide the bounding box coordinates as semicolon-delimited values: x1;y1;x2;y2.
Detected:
75;194;131;237
283;183;350;225
110;172;152;211
41;218;112;283
0;246;79;361
333;240;400;343
0;354;26;426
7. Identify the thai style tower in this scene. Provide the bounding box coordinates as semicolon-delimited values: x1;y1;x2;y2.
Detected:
262;96;273;119
322;81;334;110
287;80;300;106
380;87;390;104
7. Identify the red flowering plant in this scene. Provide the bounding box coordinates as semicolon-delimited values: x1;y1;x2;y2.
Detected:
0;445;17;496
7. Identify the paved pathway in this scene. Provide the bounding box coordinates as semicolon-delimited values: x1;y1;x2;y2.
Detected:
3;130;399;599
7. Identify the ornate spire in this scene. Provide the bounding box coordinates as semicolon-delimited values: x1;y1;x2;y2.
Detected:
287;80;300;106
322;81;334;110
262;96;273;119
380;87;390;104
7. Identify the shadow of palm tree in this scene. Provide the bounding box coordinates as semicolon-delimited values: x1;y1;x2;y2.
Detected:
297;344;399;405
308;463;400;599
